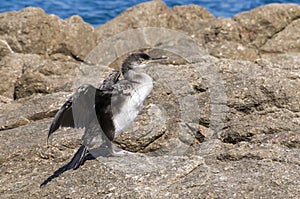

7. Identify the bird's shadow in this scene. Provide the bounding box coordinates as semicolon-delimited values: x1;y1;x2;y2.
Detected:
40;146;112;187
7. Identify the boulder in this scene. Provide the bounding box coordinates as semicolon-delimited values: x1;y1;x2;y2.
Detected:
0;53;78;100
261;18;300;53
217;59;300;143
0;7;96;60
173;4;214;22
233;3;300;48
95;0;184;43
0;38;14;59
0;2;300;198
200;18;260;60
190;3;300;60
0;53;25;99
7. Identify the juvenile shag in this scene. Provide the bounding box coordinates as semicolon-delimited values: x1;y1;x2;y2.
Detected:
47;53;166;170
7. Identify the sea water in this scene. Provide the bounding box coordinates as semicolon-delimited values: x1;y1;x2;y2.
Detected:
0;0;299;27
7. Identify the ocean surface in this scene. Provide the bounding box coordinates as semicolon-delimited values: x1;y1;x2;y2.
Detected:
0;0;299;27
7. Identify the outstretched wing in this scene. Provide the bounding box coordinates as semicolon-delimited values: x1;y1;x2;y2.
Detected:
47;84;98;141
48;99;74;138
47;71;121;141
99;70;120;91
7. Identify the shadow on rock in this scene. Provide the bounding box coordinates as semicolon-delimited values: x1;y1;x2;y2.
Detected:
40;146;112;187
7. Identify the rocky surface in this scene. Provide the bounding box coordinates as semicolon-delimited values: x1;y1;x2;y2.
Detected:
0;0;299;198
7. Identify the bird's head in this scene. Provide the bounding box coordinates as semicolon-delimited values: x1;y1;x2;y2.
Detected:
122;53;167;74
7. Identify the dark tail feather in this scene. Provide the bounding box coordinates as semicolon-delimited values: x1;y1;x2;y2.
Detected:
40;145;88;187
68;144;88;170
40;163;69;187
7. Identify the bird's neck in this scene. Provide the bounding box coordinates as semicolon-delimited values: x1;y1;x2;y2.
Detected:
123;69;153;84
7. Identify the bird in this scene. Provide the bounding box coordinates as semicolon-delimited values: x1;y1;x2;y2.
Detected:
46;52;166;170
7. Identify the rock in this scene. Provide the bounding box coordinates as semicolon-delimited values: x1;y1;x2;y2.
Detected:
189;3;300;60
0;2;300;198
0;38;14;59
173;4;214;22
261;18;300;53
0;53;78;99
63;15;97;60
0;92;71;144
203;18;260;60
216;59;300;143
260;52;300;70
0;35;22;60
233;3;300;49
0;53;24;99
95;0;184;43
0;7;96;60
14;56;78;99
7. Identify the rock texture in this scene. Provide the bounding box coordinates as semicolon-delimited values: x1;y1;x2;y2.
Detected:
0;7;96;60
0;0;299;198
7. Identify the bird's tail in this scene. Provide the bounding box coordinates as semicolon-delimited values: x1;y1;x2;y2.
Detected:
68;144;88;170
40;144;88;187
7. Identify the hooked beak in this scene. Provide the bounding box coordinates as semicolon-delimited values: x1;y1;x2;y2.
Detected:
143;56;169;65
150;55;168;60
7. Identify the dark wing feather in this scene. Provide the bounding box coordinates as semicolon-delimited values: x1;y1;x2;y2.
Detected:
48;99;74;140
47;71;121;141
99;70;120;91
94;71;121;141
47;85;97;141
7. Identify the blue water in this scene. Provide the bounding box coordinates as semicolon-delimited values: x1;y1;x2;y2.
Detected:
0;0;299;27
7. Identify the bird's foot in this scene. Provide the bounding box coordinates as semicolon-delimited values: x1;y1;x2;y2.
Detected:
110;145;135;156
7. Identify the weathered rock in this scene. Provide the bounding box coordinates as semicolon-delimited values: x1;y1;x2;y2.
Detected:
173;4;214;22
94;2;300;62
233;3;300;48
0;92;70;132
216;58;300;143
0;38;14;59
0;53;78;99
0;53;24;99
188;3;300;60
201;17;260;60
261;18;300;53
0;7;96;60
95;0;184;43
14;57;78;99
0;2;300;198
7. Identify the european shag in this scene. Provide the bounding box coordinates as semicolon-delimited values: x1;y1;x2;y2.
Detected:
47;53;166;170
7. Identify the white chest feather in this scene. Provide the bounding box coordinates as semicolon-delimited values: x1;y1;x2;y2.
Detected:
113;81;153;136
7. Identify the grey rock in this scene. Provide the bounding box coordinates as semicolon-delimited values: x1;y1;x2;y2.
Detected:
216;58;300;143
0;2;300;198
0;92;70;132
0;38;14;59
190;3;300;60
201;17;260;60
0;53;78;99
261;18;300;53
173;4;214;22
0;7;96;60
95;0;184;43
0;53;24;99
233;3;300;49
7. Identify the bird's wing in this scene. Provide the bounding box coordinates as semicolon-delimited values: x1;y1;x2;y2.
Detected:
99;70;120;91
48;98;74;138
48;71;121;141
111;79;135;95
48;84;98;141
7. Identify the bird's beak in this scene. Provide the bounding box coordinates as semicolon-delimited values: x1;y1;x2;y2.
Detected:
150;55;168;61
143;56;168;65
